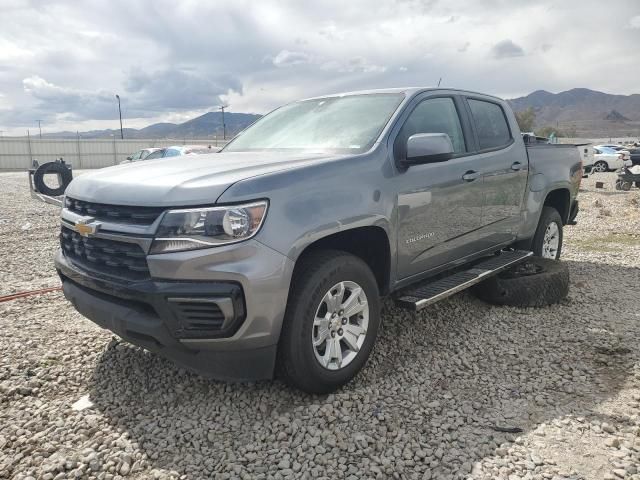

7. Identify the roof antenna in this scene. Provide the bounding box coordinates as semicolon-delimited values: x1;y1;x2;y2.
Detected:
437;77;442;87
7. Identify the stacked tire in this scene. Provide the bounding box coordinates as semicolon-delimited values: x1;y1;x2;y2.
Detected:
473;206;570;307
472;257;569;307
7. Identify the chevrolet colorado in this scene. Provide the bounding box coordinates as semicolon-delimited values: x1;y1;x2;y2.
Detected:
55;88;581;393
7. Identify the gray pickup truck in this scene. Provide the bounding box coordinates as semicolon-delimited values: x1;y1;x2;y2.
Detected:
55;88;581;393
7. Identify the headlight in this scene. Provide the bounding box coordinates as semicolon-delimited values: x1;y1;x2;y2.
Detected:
150;200;268;253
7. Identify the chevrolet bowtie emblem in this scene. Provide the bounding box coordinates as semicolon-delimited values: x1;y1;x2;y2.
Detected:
74;218;99;237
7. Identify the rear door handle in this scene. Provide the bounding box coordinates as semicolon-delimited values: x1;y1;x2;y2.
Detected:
462;170;480;182
511;162;522;171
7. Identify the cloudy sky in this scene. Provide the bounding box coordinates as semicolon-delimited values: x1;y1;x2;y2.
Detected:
1;0;639;135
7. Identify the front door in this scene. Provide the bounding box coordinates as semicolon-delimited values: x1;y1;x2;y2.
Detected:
395;96;484;279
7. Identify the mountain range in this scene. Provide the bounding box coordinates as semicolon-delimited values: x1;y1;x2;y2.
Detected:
40;88;640;140
43;111;261;140
507;88;640;138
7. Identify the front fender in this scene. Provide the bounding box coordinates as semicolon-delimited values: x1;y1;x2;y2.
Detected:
216;148;396;262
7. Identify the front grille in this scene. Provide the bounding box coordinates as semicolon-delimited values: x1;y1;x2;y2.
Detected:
168;299;227;337
60;227;150;280
65;197;165;226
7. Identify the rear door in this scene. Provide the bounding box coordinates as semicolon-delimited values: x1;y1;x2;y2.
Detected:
464;97;529;247
394;94;485;278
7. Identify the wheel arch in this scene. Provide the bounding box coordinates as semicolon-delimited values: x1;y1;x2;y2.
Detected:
292;225;392;295
543;188;571;224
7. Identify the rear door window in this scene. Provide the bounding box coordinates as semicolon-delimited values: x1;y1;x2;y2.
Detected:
467;99;512;150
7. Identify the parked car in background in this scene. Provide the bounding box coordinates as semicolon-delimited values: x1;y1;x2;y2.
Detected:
592;146;629;172
595;144;630;162
577;144;595;175
120;147;163;164
600;144;628;151
143;148;167;160
144;145;214;160
629;148;640;166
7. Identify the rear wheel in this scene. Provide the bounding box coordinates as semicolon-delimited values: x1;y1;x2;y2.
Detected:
278;250;381;394
531;206;563;260
593;161;608;172
635;181;640;189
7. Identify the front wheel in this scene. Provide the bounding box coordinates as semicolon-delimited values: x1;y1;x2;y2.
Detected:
278;250;381;394
593;161;608;172
531;206;563;260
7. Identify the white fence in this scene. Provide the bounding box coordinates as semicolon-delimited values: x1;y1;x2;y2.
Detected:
0;137;229;170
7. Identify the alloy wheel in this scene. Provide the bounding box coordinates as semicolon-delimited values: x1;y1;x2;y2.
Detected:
541;222;560;259
312;281;369;370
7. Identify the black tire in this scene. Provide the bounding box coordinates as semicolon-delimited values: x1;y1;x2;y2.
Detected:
33;161;73;196
278;250;381;394
473;257;569;307
621;181;632;191
531;206;563;260
635;181;640;189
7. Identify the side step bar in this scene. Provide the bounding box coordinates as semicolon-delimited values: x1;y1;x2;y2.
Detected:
395;250;533;312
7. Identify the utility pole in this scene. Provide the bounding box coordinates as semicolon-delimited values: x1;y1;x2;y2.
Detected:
115;94;124;139
27;129;33;164
36;120;42;139
219;105;229;140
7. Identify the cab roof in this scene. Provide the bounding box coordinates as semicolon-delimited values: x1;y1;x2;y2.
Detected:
301;87;506;103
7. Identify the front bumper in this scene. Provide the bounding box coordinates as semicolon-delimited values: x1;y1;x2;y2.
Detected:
55;239;294;381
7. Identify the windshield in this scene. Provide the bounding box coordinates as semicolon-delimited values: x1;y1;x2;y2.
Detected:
145;149;165;160
224;93;404;153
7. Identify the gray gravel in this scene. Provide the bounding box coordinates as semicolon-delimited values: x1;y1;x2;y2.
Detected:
1;170;640;480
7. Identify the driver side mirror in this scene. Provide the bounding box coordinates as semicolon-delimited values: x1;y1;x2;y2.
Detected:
403;133;454;167
126;156;132;160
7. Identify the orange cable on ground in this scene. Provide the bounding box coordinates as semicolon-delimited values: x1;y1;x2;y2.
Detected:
0;287;63;303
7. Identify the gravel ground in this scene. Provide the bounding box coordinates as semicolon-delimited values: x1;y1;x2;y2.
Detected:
1;170;639;480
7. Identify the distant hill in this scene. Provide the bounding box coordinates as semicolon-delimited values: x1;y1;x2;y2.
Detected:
508;88;640;137
42;111;261;139
36;89;640;140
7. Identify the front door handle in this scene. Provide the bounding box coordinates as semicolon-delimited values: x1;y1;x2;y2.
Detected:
462;170;480;182
511;162;522;171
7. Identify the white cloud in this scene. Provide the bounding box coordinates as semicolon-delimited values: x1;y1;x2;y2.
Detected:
0;0;639;134
272;50;312;67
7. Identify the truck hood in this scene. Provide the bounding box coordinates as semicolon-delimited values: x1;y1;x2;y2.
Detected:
65;151;347;206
